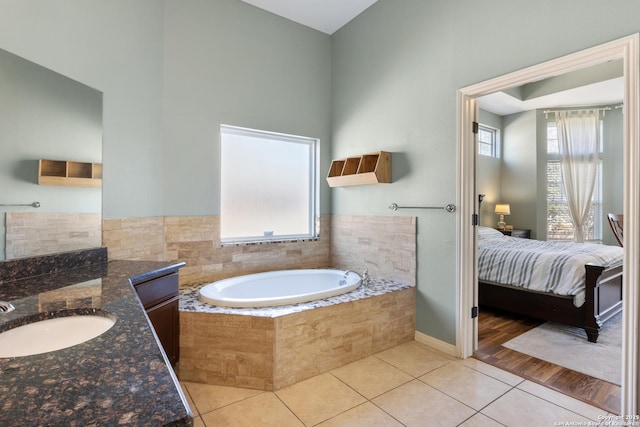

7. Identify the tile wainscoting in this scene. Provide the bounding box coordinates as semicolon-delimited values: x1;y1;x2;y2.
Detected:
6;212;102;260
102;215;416;287
331;215;416;286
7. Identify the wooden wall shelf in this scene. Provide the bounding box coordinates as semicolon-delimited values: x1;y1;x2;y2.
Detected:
326;151;391;187
38;159;102;188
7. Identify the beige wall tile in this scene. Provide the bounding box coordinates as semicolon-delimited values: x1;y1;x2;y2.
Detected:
330;215;416;285
179;288;415;391
6;212;101;259
101;214;414;287
179;311;276;390
102;216;164;261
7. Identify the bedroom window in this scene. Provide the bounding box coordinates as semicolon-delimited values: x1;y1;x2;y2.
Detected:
478;124;498;157
546;121;603;241
220;125;319;245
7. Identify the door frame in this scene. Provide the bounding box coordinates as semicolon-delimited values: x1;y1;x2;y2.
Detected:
455;34;639;414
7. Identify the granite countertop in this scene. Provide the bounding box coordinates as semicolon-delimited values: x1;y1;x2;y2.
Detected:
0;259;193;426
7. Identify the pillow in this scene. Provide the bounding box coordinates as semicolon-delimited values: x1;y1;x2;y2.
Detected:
477;226;504;239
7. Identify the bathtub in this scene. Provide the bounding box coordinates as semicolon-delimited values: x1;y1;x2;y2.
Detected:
198;269;362;308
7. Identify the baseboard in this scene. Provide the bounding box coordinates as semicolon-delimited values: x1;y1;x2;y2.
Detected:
414;330;457;357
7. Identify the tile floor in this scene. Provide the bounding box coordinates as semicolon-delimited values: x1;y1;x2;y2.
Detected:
179;341;611;426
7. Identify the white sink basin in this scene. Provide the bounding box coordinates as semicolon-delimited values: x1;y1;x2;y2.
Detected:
0;315;115;358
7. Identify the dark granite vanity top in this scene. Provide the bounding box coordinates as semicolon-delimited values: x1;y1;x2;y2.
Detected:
0;253;192;426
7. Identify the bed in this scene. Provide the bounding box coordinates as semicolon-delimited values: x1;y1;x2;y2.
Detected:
477;226;624;342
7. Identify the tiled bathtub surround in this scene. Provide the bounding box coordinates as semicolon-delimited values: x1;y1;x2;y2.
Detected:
165;215;331;285
103;215;331;284
180;278;412;317
178;279;415;391
331;215;416;286
102;214;416;286
102;216;165;261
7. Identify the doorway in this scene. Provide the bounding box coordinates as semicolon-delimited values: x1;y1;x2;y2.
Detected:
455;34;639;414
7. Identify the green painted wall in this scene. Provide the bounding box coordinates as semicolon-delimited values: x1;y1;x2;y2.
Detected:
501;110;538;237
162;0;332;216
331;0;640;343
1;0;637;344
0;0;166;219
0;0;331;219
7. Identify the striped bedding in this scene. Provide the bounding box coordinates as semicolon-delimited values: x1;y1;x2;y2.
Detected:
478;226;623;307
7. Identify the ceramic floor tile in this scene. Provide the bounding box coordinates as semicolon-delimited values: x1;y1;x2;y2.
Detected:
375;341;450;377
462;357;524;387
183;381;264;415
482;388;593;426
419;362;512;410
316;402;404;427
193;415;205;427
517;380;606;421
331;355;413;399
201;392;303;427
372;379;476;427
459;412;504;427
275;373;367;426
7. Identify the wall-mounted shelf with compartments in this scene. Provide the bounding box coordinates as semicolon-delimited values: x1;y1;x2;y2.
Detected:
38;159;102;188
326;151;391;187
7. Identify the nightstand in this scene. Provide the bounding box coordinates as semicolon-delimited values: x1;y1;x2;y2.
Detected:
498;229;531;239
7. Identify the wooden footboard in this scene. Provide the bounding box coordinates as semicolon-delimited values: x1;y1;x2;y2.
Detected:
478;261;623;343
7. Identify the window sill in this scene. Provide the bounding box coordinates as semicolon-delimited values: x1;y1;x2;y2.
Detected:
220;236;320;247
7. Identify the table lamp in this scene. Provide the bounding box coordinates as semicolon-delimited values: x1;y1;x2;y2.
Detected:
495;204;510;230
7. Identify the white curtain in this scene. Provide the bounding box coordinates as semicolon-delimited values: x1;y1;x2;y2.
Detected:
555;110;600;243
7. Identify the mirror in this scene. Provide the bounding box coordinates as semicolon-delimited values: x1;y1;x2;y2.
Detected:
0;48;102;260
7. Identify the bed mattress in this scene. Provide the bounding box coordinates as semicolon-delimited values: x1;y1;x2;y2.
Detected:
478;226;623;307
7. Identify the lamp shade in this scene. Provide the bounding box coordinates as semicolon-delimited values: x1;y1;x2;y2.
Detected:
494;204;511;215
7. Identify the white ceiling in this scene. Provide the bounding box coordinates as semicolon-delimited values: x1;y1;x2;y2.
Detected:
477;78;624;116
241;0;378;34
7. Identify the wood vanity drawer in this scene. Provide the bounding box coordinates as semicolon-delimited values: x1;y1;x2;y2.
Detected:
134;273;179;309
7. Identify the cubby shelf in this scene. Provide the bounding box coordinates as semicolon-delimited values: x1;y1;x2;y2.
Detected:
38;159;102;188
326;151;391;187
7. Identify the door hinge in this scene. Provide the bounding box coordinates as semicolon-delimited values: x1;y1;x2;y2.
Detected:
472;213;479;226
471;306;479;319
472;121;479;134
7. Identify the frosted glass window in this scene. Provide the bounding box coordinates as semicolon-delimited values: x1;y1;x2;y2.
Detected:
220;125;318;244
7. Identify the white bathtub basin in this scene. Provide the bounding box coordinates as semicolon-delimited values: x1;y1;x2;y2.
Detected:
0;315;115;358
199;269;362;308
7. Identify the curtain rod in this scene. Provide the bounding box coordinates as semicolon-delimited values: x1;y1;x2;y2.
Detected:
543;104;623;118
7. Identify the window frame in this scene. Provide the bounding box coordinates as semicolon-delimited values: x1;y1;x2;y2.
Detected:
477;124;499;158
545;120;603;242
219;124;319;245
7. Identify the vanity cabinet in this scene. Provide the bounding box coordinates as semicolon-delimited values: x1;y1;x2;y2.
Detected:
133;272;180;366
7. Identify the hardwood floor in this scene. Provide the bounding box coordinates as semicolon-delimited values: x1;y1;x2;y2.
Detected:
474;307;621;414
